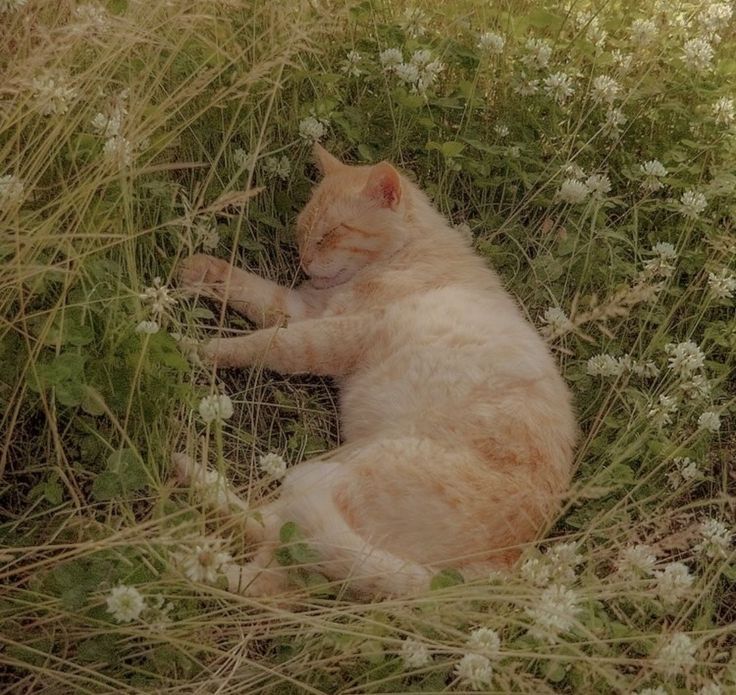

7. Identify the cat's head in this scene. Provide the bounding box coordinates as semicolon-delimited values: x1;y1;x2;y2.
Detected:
295;144;409;289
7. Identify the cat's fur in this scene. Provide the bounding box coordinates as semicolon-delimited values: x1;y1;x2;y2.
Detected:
175;144;577;597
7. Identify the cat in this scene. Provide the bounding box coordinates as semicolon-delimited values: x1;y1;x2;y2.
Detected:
174;144;577;598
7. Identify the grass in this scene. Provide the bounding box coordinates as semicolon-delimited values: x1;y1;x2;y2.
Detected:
1;0;734;692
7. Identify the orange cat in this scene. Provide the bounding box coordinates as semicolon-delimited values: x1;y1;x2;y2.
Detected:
174;144;577;597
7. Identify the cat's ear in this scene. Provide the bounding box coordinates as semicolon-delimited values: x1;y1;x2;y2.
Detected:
363;161;402;210
313;143;344;176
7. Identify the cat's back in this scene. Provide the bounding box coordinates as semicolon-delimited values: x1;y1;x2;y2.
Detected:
335;242;573;454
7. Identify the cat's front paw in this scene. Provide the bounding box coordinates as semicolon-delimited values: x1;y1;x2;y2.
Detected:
178;254;230;293
199;338;225;367
199;337;254;369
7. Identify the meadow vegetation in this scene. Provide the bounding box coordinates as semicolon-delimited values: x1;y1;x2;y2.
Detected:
1;0;734;692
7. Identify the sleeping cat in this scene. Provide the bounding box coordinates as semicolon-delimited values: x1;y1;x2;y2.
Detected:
174;144;577;597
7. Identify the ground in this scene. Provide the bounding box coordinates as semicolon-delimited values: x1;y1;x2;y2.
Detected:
0;1;734;693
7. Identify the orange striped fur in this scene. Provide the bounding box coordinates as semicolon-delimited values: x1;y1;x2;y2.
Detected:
176;145;577;597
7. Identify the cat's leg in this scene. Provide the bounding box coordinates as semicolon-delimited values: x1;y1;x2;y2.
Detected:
202;315;368;376
224;546;290;597
172;451;250;514
178;254;320;326
172;452;282;543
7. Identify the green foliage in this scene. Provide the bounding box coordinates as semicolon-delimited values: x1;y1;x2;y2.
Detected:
91;448;149;501
0;0;734;693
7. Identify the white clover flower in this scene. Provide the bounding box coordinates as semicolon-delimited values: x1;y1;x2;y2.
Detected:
602;106;627;138
342;50;362;77
671;11;693;30
467;627;501;658
259;452;287;479
591;75;620;104
682;37;714;72
707;269;736;299
648;394;679;428
586;354;626;377
73;3;110;31
575;11;607;47
0;174;25;209
653;633;697;675
103;135;133;168
611;49;633;73
698;410;721;432
541;306;573;335
398;6;427;38
520;556;552;586
514;74;540;96
1;0;28;12
643;242;677;277
106;585;146;623
585;173;612;199
263;155;291;181
680;189;707;218
712;96;735;125
140;277;176;318
631;360;660;378
410;49;433;67
700;2;733;35
695;518;732;559
233;148;256;169
198;394;234;424
665;341;705;376
630;18;657;47
493;123;509;138
652;241;676;260
543;71;575;104
395;62;421;86
182;464;231;508
298;116;327;144
562;162;585;180
91;103;127;138
558;178;589;204
617;544;657;577
697;683;723;695
400;638;431;668
478;31;505;54
135;320;159;335
667;457;700;489
640;159;667;191
193;221;219;251
178;538;233;584
546;542;583;584
526;584;581;643
522;38;552;69
416;59;444;94
379;47;403;70
32;71;78;116
678;373;711;401
654;562;694;604
455;653;493;690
